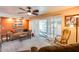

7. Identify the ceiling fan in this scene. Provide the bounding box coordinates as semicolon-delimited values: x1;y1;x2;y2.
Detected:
18;6;39;16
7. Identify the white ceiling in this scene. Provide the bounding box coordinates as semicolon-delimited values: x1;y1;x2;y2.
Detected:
0;6;74;18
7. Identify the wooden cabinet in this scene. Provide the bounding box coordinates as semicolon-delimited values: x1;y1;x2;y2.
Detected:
13;19;23;32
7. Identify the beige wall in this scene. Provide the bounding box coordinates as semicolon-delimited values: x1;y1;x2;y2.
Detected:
62;16;76;44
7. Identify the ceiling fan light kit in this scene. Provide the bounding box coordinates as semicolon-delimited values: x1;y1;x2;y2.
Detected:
27;12;32;15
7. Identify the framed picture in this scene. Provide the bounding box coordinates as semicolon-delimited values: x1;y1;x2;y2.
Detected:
65;16;72;26
65;14;79;27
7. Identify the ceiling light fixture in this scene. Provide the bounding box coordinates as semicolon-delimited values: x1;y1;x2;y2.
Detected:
27;12;32;16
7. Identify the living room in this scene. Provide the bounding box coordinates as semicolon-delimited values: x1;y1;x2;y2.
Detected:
0;6;79;52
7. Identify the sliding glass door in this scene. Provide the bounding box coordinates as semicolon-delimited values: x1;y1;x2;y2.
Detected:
51;16;62;38
39;19;48;37
39;16;62;40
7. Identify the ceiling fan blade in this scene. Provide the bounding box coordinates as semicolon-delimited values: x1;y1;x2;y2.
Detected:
32;12;38;16
18;12;27;14
19;8;26;11
27;6;31;9
27;10;31;12
33;9;39;12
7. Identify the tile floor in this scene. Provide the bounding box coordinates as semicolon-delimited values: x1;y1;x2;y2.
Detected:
1;36;52;52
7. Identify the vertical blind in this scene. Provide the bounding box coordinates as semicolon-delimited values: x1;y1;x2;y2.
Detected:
39;16;62;39
51;16;62;38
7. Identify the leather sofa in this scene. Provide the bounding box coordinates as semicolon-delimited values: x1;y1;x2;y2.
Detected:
38;43;79;52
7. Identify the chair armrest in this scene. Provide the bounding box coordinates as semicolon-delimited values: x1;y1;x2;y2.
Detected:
54;35;61;43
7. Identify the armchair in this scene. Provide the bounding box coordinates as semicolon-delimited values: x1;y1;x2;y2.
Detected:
54;28;71;45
